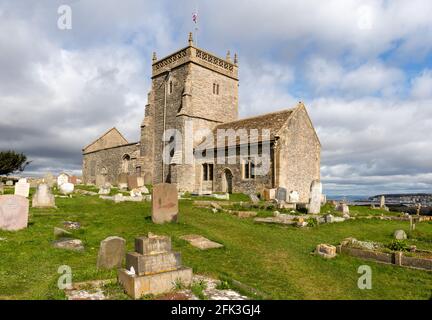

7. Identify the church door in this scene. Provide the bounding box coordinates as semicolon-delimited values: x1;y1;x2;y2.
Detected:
222;169;233;194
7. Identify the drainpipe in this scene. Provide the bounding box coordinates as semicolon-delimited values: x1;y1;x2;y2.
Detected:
162;71;171;182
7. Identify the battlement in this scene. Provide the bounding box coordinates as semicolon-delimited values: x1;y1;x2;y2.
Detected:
152;34;238;80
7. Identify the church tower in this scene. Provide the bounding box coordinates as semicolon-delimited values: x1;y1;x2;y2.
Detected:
141;33;239;191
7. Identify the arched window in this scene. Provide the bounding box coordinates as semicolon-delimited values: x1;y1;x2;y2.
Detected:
122;154;131;173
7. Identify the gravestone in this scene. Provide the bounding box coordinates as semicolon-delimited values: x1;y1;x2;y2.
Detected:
14;178;30;198
139;186;149;194
118;233;192;299
130;189;142;198
136;177;144;188
394;230;407;240
95;175;106;188
380;195;385;209
249;194;259;204
57;173;70;187
263;188;276;201
316;244;336;259
0;195;29;231
44;173;55;187
98;184;111;195
307;180;322;214
144;173;152;185
59;182;74;195
97;236;126;270
288;191;299;203
117;173;128;189
127;175;138;191
53;239;84;251
6;180;13;186
32;184;55;208
276;187;287;201
335;203;349;215
151;183;178;224
180;234;224;250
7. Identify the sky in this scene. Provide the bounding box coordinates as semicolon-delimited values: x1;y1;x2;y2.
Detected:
0;0;431;197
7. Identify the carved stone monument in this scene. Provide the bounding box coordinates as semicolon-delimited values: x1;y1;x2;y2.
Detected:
118;233;192;299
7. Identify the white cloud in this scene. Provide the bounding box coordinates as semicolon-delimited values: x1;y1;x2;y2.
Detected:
411;69;432;99
305;58;405;97
0;0;431;196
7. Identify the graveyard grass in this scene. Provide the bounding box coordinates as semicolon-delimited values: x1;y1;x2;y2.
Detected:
0;187;431;300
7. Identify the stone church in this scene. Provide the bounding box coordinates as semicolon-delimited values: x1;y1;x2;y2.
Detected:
82;33;321;203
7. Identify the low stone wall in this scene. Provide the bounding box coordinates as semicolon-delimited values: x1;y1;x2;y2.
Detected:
337;245;432;271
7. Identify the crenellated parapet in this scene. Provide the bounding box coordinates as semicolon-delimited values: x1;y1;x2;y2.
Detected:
152;33;238;80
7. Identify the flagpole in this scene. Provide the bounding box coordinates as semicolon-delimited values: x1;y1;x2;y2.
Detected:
193;4;199;47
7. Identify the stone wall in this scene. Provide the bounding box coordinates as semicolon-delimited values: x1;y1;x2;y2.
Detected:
211;144;275;195
82;143;139;185
276;105;321;203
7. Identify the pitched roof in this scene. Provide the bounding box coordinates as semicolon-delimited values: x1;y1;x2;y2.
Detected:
82;127;129;154
196;105;298;149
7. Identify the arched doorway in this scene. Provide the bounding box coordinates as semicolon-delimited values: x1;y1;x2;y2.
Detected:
122;154;130;173
222;168;233;194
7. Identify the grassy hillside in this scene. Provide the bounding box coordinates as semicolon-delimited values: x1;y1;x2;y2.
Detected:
0;188;431;300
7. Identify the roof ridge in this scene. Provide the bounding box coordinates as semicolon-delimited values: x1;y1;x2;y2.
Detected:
217;106;298;127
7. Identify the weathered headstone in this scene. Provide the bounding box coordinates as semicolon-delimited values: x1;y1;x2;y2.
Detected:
136;177;144;188
325;214;334;223
98;184;111;195
117;173;128;190
276;187;287;201
0;195;29;231
249;194;259;204
53;238;84;251
54;227;72;238
95;175;106;188
57;173;70;187
180;234;224;250
288;191;299;203
335;203;349;215
59;182;74;195
394;230;407;240
380;195;385;209
14;178;30;198
151;183;178;224
97;236;126;270
118;233;192;299
32;184;55;208
130;189;142;198
127;175;138;191
316;244;336;259
139;185;149;194
263;188;276;201
307;180;322;214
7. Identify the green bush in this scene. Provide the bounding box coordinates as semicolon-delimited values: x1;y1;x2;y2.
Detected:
306;218;318;227
386;240;408;252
